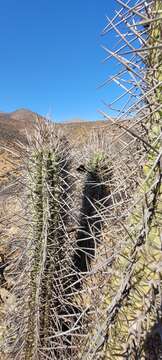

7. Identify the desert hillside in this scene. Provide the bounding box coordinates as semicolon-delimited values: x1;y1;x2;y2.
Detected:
0;108;119;195
0;108;137;201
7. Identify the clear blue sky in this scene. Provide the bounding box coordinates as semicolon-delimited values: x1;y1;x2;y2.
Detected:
0;0;118;121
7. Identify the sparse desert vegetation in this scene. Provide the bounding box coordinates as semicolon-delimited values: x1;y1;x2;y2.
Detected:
0;0;162;359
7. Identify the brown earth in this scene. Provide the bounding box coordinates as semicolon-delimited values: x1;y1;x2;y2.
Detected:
0;108;107;146
0;108;118;195
0;108;132;198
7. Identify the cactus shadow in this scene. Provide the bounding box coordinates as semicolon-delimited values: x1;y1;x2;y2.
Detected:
74;169;111;279
143;320;162;359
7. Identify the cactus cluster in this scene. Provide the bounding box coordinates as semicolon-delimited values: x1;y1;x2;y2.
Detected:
1;1;162;359
1;121;114;360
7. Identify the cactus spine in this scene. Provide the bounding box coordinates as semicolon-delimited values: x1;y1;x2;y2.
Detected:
5;120;81;360
75;148;110;274
1;2;161;359
81;1;162;359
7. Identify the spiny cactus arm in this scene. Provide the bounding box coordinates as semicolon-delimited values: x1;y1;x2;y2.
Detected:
81;1;162;359
24;150;44;359
81;171;161;358
26;139;77;360
4;119;85;360
75;140;111;274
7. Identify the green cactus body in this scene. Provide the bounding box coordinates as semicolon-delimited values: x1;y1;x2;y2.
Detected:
81;1;162;359
75;150;109;273
75;134;117;357
24;151;44;359
6;122;79;360
104;1;162;358
24;149;64;359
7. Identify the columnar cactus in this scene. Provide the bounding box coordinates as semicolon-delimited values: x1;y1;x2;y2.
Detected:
4;119;82;360
75;148;111;274
80;1;162;359
2;2;162;359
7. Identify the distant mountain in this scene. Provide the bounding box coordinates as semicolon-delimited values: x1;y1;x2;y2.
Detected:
62;117;100;123
0;109;42;145
10;108;39;121
0;108;108;145
0;108;135;196
0;108;106;194
0;109;42;194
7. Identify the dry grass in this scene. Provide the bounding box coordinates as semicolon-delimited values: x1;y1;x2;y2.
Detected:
0;195;20;359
